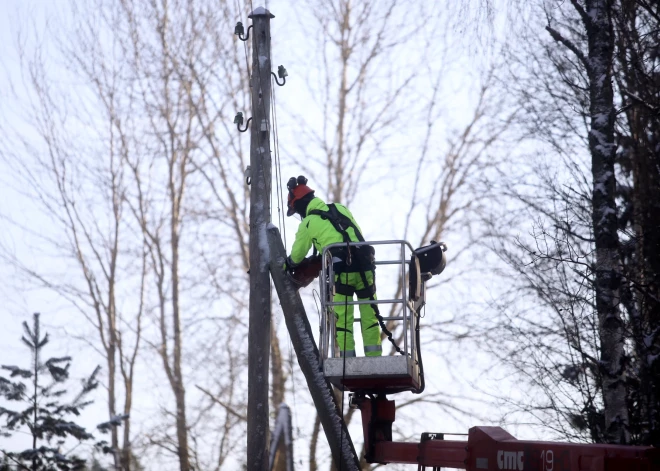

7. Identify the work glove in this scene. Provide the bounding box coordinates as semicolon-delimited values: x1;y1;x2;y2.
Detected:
283;256;298;272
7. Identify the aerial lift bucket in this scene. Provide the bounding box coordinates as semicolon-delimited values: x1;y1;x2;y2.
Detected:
319;239;446;395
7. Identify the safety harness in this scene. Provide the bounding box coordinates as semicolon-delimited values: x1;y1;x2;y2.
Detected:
309;204;404;355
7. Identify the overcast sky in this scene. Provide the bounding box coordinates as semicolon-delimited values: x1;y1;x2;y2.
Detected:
0;0;538;468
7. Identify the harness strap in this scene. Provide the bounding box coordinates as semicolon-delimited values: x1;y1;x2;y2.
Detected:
308;204;366;242
310;203;374;272
335;283;355;297
311;203;403;354
355;285;376;299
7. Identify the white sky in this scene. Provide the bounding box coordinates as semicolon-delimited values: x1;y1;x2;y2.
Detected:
0;0;553;469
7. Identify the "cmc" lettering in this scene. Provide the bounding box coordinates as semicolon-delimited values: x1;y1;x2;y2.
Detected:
497;450;524;470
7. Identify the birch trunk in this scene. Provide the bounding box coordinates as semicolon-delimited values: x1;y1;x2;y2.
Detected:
171;212;190;471
585;0;630;444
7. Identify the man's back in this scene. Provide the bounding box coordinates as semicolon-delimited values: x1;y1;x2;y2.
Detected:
284;176;382;358
290;197;363;263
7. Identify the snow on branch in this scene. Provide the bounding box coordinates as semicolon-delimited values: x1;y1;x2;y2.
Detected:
97;414;130;433
569;0;591;28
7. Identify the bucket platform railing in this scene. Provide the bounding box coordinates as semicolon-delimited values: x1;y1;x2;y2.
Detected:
319;240;428;394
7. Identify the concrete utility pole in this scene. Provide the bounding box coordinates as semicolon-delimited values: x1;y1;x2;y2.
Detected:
247;6;274;471
267;226;361;471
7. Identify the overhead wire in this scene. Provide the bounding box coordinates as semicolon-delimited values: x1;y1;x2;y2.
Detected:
236;0;251;107
242;0;285;248
271;74;287;249
242;34;251;92
269;47;296;447
255;0;287;248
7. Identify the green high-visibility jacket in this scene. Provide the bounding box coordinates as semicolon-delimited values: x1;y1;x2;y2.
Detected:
289;197;363;264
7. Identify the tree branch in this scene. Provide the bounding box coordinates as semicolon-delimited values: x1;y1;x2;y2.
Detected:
545;25;590;72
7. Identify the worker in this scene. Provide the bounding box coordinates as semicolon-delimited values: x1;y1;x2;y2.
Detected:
284;175;382;358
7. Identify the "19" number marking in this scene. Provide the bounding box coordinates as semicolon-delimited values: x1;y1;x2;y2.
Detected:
540;450;554;471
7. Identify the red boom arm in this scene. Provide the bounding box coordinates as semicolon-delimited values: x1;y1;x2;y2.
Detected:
353;395;660;470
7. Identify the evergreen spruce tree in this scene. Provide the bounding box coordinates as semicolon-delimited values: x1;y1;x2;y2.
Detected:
0;313;101;470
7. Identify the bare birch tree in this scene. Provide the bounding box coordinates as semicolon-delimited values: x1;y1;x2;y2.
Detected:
475;0;608;442
481;0;660;445
290;0;430;206
111;1;233;468
0;5;146;469
612;0;660;446
1;0;263;469
280;1;520;468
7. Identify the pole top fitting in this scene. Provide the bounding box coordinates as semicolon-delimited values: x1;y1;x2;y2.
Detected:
248;6;275;18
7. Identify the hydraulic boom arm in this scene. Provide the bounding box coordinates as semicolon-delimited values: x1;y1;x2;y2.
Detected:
353;395;660;470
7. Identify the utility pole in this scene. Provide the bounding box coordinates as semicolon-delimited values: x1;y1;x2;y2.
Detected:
247;6;274;471
241;7;358;470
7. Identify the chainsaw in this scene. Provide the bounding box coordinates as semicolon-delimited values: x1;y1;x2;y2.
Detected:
286;255;322;289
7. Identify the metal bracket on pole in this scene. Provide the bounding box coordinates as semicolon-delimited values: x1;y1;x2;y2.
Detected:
271;65;287;86
234;22;252;41
234;112;251;133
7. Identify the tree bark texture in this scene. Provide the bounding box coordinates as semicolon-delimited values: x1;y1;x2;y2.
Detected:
247;8;274;471
585;0;630;443
271;323;285;412
171;218;190;471
271;324;287;471
122;375;133;471
107;338;119;470
630;112;660;446
615;0;660;446
309;414;321;471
